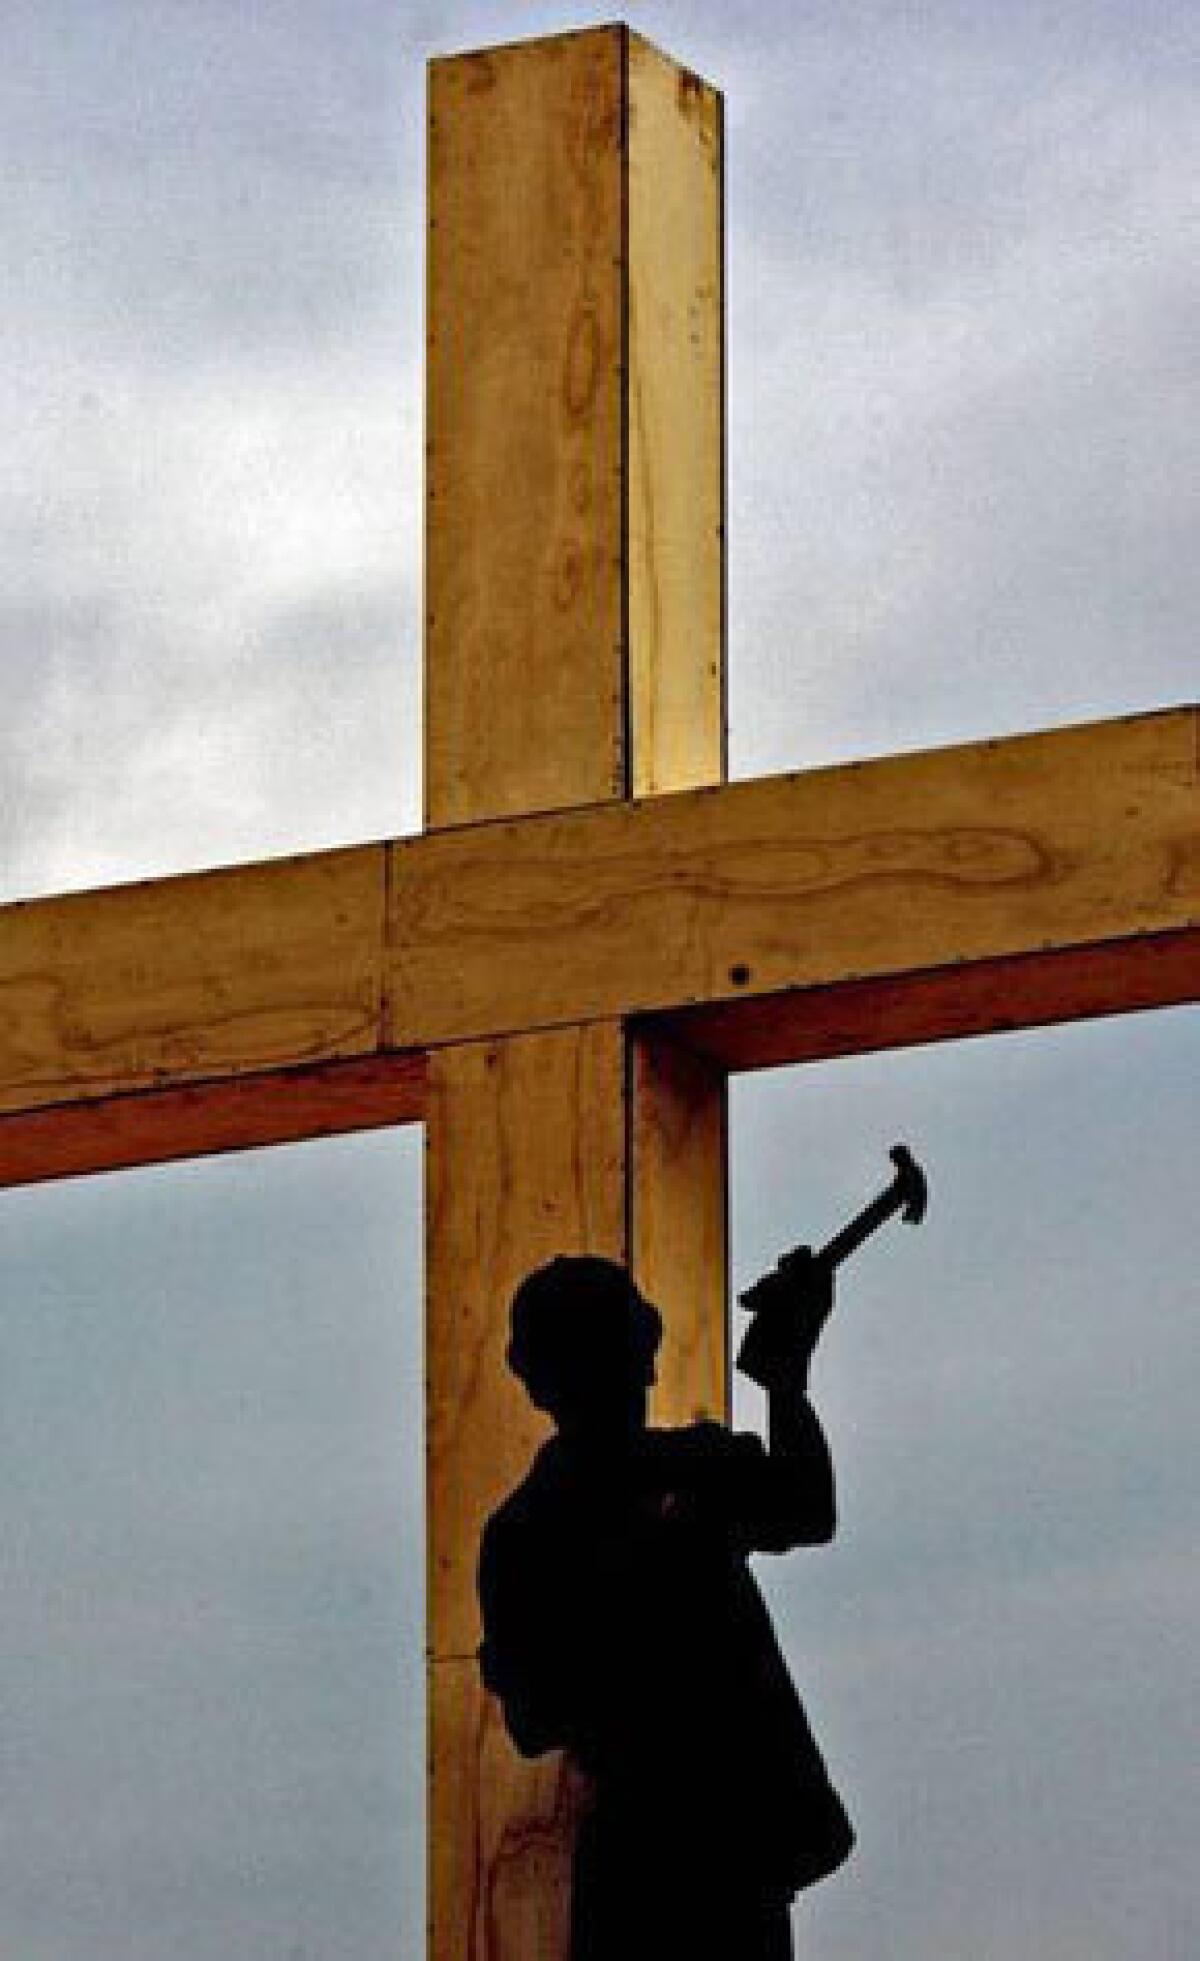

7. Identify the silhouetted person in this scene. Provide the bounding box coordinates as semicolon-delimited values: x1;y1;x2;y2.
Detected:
477;1255;853;1960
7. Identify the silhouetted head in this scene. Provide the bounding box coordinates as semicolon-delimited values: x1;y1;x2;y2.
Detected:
506;1256;662;1437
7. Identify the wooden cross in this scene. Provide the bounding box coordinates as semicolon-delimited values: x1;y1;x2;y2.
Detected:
1;24;1194;1960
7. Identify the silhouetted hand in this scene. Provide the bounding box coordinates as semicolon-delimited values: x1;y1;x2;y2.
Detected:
736;1247;834;1389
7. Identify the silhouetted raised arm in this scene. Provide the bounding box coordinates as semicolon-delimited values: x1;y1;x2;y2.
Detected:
766;1370;836;1542
736;1247;838;1547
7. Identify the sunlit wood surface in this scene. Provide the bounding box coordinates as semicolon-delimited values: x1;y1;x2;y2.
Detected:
2;707;1193;1190
422;28;727;1957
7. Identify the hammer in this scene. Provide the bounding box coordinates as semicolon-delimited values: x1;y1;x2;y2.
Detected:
811;1142;927;1272
738;1145;928;1378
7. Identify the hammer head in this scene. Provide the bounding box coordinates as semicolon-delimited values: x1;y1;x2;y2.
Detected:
889;1144;928;1224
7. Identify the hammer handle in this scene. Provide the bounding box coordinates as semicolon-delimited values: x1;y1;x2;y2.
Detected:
777;1176;907;1281
818;1181;908;1269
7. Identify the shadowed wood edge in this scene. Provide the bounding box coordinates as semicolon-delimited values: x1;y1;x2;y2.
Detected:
0;1052;427;1189
3;924;1192;1190
4;705;1191;1140
657;927;1199;1072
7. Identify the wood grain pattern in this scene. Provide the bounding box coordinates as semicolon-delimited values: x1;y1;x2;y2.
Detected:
425;1024;627;1664
0;844;385;1117
425;1023;730;1958
423;32;729;1954
389;707;1198;1047
627;32;725;794
425;28;625;825
1;708;1191;1140
424;25;726;825
631;1033;728;1425
430;1659;589;1961
425;1025;627;1961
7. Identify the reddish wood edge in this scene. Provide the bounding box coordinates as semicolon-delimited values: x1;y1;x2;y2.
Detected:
654;929;1199;1073
0;1051;428;1190
2;932;1193;1188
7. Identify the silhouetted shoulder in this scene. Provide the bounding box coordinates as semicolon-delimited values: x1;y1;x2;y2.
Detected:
481;1443;557;1534
477;1438;571;1620
647;1419;833;1553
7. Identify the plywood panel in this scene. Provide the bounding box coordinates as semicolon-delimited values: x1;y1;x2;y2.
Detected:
627;33;725;794
425;1024;731;1959
425;1024;628;1665
423;31;728;1957
425;1024;626;1961
425;28;625;825
425;25;726;826
0;844;385;1117
430;1660;587;1961
2;710;1190;1140
666;929;1200;1072
631;1033;728;1424
389;708;1198;1047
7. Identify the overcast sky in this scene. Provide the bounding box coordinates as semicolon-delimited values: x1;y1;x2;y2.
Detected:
2;3;1196;1956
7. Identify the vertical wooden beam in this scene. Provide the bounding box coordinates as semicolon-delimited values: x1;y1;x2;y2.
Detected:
425;26;725;826
426;1026;626;1961
627;33;725;793
424;27;725;1958
425;29;625;827
630;1032;728;1427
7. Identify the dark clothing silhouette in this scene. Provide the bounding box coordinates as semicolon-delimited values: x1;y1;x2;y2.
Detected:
479;1416;853;1959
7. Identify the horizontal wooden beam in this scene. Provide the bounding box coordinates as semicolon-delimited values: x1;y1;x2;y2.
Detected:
656;928;1197;1072
1;708;1194;1181
0;1053;427;1189
389;705;1196;1043
0;843;386;1120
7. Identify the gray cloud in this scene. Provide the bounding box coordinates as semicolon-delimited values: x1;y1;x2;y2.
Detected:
734;1011;1197;1955
3;1130;424;1958
726;10;1199;773
1;349;421;893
